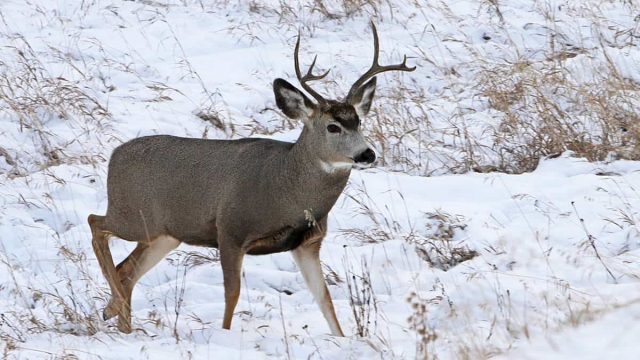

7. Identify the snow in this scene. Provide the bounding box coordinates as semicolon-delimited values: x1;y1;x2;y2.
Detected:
1;0;640;359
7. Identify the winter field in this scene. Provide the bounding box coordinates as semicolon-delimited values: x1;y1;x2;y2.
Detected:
1;0;640;359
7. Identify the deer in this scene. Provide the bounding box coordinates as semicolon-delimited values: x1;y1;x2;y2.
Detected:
88;22;414;336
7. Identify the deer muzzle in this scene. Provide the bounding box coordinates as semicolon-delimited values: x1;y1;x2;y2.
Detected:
354;148;376;164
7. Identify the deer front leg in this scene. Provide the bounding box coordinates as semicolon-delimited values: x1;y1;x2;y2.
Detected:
219;241;245;330
292;232;344;337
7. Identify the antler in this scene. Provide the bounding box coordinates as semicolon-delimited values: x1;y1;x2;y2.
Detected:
294;33;330;105
346;22;416;102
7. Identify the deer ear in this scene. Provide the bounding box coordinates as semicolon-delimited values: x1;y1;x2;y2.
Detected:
273;78;316;119
348;77;376;117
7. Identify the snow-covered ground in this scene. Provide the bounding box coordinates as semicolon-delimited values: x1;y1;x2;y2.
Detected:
1;1;640;359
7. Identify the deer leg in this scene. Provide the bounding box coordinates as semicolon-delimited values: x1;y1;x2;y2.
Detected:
219;242;244;330
103;235;180;326
292;233;345;337
102;243;146;322
88;214;133;333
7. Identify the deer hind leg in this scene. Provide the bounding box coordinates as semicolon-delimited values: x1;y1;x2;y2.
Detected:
219;241;245;330
102;243;146;322
291;222;344;337
102;235;180;329
88;214;133;333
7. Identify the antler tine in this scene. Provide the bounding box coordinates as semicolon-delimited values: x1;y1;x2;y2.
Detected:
346;22;416;102
294;32;330;105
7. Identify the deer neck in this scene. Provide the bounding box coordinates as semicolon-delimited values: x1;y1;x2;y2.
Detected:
280;126;350;219
289;126;352;180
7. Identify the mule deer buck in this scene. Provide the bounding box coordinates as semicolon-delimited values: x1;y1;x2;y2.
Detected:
88;22;414;336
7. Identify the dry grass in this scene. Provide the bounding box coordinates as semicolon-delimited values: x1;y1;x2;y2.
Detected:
478;54;640;173
166;249;220;269
342;183;478;271
0;235;106;348
343;255;378;337
414;211;477;271
407;291;438;360
365;52;640;175
0;36;111;177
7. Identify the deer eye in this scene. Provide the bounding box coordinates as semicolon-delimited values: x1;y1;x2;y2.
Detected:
327;124;342;133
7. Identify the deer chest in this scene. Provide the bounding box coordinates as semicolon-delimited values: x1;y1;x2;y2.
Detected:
245;222;316;255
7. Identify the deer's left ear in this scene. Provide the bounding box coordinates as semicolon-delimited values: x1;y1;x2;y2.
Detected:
348;77;376;117
274;78;316;120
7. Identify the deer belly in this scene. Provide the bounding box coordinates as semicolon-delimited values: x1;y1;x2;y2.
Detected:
245;224;311;255
174;218;218;248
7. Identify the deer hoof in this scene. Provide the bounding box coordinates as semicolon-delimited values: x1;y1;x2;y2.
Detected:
102;298;122;320
116;312;132;334
103;307;115;321
117;319;132;334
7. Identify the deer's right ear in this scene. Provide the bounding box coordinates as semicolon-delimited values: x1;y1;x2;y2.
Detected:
274;78;316;119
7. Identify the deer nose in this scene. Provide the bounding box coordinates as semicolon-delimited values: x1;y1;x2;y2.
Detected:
354;148;376;164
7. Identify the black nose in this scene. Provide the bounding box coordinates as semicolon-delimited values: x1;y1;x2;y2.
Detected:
354;148;376;164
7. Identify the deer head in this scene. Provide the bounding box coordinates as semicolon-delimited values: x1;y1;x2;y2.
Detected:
273;22;416;169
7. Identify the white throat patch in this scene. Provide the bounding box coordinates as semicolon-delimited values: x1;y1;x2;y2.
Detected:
318;160;353;173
